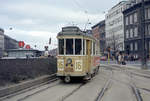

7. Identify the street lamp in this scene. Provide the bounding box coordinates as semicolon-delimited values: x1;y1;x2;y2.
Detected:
141;0;147;69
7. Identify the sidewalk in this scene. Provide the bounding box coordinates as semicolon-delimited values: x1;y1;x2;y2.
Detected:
100;60;150;69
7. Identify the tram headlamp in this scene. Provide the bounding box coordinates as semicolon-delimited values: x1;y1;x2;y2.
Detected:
67;58;72;64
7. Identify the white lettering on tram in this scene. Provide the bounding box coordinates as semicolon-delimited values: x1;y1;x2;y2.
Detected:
75;60;82;72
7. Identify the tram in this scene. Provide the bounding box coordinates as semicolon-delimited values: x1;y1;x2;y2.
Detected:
57;26;100;83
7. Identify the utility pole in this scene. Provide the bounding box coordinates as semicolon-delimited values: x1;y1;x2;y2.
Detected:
141;0;147;69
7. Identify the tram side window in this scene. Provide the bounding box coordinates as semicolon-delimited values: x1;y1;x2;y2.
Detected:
93;42;95;55
83;40;85;55
59;39;64;55
75;39;82;55
66;39;73;55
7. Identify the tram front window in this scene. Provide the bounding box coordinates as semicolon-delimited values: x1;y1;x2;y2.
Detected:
66;39;73;55
75;39;82;55
59;39;64;55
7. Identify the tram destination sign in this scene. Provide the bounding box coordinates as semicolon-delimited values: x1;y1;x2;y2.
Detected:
62;26;79;33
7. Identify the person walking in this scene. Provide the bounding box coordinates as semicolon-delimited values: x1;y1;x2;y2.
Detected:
121;53;126;65
118;53;122;64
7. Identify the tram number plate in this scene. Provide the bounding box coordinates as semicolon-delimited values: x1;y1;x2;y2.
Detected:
75;60;82;72
57;60;64;71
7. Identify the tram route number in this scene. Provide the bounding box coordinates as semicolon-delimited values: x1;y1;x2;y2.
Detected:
75;60;82;71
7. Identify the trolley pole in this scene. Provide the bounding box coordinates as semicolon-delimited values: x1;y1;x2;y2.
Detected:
141;0;147;69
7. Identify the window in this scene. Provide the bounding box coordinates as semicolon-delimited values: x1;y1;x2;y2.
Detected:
93;42;95;55
59;39;64;55
135;42;138;51
134;27;138;37
126;16;128;25
130;15;133;24
145;25;148;35
145;8;150;19
148;8;150;19
134;13;137;23
130;43;133;51
66;39;73;55
148;24;150;35
126;30;129;39
149;41;150;50
75;39;82;55
130;28;133;38
83;39;85;55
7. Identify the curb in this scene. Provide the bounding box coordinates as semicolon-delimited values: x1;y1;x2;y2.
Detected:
111;64;141;70
0;74;56;98
101;64;141;70
101;64;150;78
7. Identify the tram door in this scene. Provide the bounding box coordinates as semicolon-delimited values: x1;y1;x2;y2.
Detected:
86;40;91;73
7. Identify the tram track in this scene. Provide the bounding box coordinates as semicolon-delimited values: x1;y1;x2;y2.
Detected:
1;78;59;101
17;78;60;101
95;79;111;101
95;68;113;101
3;65;148;101
10;80;88;101
101;65;143;101
3;69;109;101
61;83;85;101
139;88;150;93
113;65;143;101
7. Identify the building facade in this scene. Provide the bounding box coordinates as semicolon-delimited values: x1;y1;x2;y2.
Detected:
92;20;106;54
6;49;39;58
4;35;19;50
105;1;127;51
123;0;150;58
0;28;4;57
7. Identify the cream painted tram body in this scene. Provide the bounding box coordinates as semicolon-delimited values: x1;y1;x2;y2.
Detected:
57;26;100;83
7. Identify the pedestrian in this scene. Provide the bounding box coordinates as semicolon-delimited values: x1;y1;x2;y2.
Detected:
121;53;126;65
116;52;119;63
118;54;122;64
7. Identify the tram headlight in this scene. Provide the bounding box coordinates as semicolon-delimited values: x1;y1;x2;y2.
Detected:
67;58;72;64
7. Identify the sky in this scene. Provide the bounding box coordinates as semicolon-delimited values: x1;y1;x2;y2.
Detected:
0;0;121;50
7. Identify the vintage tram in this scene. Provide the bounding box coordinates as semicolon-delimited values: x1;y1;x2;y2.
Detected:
57;26;100;83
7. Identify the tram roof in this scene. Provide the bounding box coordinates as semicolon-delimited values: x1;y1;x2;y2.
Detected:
57;26;94;39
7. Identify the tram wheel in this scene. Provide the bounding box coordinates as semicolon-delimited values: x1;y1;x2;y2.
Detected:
64;76;71;83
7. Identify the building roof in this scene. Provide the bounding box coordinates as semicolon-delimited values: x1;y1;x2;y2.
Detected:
92;20;105;29
6;48;39;52
123;0;150;14
4;35;18;42
57;26;93;38
108;1;127;13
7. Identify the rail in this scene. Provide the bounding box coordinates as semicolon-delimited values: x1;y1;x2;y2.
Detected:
0;74;57;100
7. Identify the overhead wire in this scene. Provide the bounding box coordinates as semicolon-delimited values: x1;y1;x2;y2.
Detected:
71;0;91;30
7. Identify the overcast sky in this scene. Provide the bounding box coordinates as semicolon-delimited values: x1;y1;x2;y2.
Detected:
1;0;121;50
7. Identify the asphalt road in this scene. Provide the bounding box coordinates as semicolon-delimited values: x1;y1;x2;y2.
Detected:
2;65;150;101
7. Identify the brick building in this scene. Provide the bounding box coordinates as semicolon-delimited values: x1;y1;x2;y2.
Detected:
92;20;106;54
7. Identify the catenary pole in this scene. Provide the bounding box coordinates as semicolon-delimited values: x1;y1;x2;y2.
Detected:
141;0;147;69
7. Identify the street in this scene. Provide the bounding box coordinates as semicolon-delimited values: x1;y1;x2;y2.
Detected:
2;64;150;101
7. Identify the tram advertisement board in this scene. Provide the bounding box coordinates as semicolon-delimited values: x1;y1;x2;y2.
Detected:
93;56;100;66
